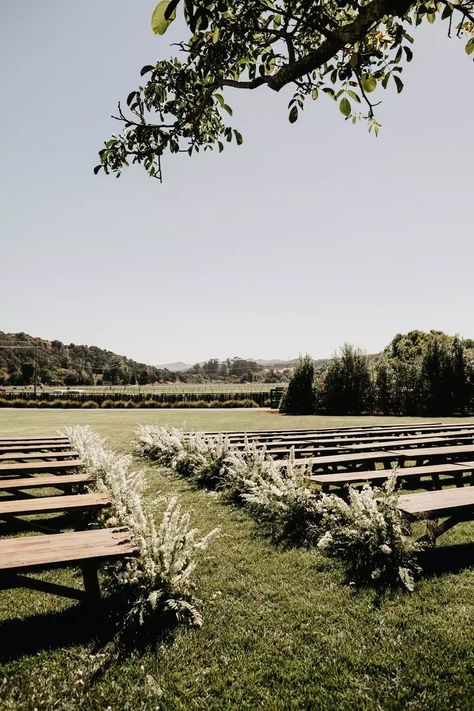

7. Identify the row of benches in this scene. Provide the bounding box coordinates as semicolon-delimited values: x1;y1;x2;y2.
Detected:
0;435;137;602
199;422;474;544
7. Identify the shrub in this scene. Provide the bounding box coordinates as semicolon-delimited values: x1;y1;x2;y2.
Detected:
240;451;319;544
279;355;317;415
81;400;99;408
63;425;219;630
314;473;421;591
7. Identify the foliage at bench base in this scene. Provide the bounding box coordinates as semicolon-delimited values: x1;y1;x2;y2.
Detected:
63;425;219;632
315;474;422;591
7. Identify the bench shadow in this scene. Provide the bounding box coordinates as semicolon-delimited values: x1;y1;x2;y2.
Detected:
0;603;116;663
420;542;474;578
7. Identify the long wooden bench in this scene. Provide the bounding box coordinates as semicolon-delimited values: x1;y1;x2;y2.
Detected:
0;451;79;462
0;473;93;494
398;487;474;544
0;492;109;518
264;432;474;458
0;443;73;455
310;462;474;492
0;527;138;601
202;422;472;442
0;460;83;477
278;444;474;474
231;428;474;451
0;436;69;444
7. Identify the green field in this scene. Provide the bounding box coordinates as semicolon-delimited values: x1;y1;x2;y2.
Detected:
1;410;473;710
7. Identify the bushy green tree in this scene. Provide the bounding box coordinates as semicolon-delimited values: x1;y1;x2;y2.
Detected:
279;355;316;415
97;0;474;180
320;344;374;414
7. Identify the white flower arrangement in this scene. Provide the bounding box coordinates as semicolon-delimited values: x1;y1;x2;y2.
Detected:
63;425;219;628
314;472;421;591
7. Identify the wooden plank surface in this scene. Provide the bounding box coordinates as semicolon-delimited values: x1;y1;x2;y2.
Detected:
0;527;137;572
0;492;109;517
309;462;474;487
0;473;93;491
398;488;474;519
0;460;82;476
231;428;474;451
0;451;79;462
279;444;474;472
0;436;69;444
0;443;73;454
202;423;474;440
265;432;474;458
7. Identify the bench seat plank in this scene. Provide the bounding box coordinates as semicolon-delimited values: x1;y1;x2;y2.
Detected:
233;429;474;451
0;460;82;476
0;444;73;454
278;444;474;472
398;488;474;519
0;492;109;517
0;451;79;462
0;473;93;491
309;462;474;487
0;527;137;572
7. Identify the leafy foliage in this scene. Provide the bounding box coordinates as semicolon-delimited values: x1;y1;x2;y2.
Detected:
279;354;317;415
97;0;474;179
315;472;422;591
64;425;219;629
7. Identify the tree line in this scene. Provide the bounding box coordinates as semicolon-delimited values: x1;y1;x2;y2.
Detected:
281;331;474;417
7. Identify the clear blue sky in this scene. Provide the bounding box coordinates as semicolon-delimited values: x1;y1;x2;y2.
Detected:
1;1;473;365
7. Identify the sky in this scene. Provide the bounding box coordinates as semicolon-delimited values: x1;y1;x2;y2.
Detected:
1;1;473;366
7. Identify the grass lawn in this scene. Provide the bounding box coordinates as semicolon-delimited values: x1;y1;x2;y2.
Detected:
1;410;473;710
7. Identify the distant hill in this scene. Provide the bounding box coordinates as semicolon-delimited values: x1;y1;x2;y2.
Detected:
0;332;172;386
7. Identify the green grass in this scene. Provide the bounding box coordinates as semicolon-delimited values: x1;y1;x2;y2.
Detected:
1;410;473;710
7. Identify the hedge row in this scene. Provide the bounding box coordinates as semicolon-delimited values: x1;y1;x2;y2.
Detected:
0;398;261;409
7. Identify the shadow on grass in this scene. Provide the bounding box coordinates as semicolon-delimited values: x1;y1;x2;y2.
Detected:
420;542;474;578
0;602;116;662
0;594;179;666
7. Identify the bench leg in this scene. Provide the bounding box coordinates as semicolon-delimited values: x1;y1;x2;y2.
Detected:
82;562;101;603
418;512;473;546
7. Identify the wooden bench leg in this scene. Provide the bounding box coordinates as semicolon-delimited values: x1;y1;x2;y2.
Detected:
418;512;473;546
82;562;101;603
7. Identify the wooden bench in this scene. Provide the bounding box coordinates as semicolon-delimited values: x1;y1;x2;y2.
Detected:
0;473;93;495
0;527;138;602
0;492;109;518
0;436;69;444
310;462;474;492
0;460;83;477
263;432;474;458
0;443;73;455
0;451;79;462
398;487;474;544
278;444;474;474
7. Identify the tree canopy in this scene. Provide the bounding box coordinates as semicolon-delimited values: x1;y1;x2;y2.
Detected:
96;0;474;179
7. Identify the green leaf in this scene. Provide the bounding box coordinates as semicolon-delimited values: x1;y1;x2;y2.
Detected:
466;38;474;56
140;65;155;76
361;74;377;93
393;75;404;94
339;97;351;117
151;1;177;35
234;130;243;145
212;26;220;43
289;105;298;123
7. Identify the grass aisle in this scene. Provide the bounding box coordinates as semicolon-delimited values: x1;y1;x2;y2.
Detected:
0;411;473;710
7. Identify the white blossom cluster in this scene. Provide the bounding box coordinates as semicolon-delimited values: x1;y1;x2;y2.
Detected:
63;425;219;627
315;472;421;592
